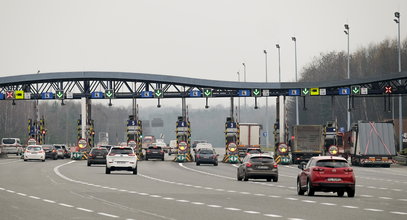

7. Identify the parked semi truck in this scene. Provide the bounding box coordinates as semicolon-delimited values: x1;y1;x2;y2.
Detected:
238;123;261;157
344;121;396;167
291;125;324;164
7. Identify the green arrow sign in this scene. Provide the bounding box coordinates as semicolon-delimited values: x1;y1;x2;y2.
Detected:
56;90;64;99
105;89;114;98
203;89;212;97
301;88;309;96
154;89;163;98
351;86;360;95
252;89;261;97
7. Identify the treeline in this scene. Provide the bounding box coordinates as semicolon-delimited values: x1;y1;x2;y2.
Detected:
286;38;407;129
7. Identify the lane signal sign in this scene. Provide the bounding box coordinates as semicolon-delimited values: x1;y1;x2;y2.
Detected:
361;87;368;95
288;89;300;96
301;88;310;96
252;89;261;97
339;88;350;95
238;90;251;97
91;91;104;99
203;89;213;97
189;90;202;97
141;91;153;98
42;92;54;99
384;86;392;94
6;91;14;99
15;90;24;99
319;88;327;96
154;89;163;98
56;90;64;99
310;88;320;96
0;93;4;100
351;86;361;95
105;89;114;99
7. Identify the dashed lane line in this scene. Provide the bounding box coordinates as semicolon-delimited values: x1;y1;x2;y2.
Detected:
98;212;119;218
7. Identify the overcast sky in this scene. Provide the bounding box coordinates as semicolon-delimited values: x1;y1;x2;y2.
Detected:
0;0;406;108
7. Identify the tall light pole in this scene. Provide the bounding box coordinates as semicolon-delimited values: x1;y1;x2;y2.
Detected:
276;44;281;82
344;24;351;131
242;63;247;110
292;37;299;125
237;71;241;122
264;50;269;148
394;12;403;152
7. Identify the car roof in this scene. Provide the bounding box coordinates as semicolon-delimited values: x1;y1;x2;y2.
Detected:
312;156;347;161
247;153;272;158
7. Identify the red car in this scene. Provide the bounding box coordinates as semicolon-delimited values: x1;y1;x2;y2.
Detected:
297;156;355;197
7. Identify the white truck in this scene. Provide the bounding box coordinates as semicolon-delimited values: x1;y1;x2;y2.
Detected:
291;125;325;164
1;138;23;155
238;123;261;157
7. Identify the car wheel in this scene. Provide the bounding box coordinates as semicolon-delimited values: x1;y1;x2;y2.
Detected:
214;162;218;166
53;155;57;160
237;172;243;181
133;167;138;175
243;172;249;181
297;179;305;195
347;188;355;197
24;159;27;162
105;167;111;174
162;157;164;161
196;162;200;166
337;190;345;197
87;161;91;166
145;157;148;161
60;156;64;159
307;180;314;196
273;177;278;182
42;159;45;162
266;178;272;182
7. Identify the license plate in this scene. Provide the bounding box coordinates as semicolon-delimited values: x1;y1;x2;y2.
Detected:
96;156;104;158
31;152;37;154
327;178;341;181
256;166;269;169
116;161;126;164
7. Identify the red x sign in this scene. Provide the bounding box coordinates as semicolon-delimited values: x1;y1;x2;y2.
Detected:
384;86;392;94
6;91;14;99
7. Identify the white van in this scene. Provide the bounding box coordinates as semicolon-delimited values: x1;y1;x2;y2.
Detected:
1;138;23;155
168;140;177;155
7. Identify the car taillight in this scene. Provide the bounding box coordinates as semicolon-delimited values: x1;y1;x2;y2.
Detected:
196;154;200;159
212;155;217;159
109;153;116;156
147;150;151;153
52;150;56;153
38;150;44;153
273;163;278;168
160;150;164;153
25;150;30;153
344;168;353;172
246;162;252;168
313;167;324;171
89;154;93;157
128;153;135;156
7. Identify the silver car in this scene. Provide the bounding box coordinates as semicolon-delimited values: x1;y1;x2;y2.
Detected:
237;154;278;182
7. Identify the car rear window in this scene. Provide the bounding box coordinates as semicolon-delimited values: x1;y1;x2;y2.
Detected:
248;150;261;154
148;146;161;150
199;150;213;154
27;147;42;151
2;139;16;144
42;146;52;150
54;146;61;149
111;148;133;154
250;157;273;163
316;160;349;168
91;149;108;154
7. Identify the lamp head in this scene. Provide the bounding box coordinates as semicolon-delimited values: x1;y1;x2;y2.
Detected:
292;37;296;41
344;24;349;30
263;50;267;54
276;44;280;49
395;12;400;18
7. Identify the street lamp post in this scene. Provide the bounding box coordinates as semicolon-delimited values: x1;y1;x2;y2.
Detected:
264;50;269;148
242;63;247;110
237;71;241;122
394;12;403;152
292;37;299;125
344;24;351;131
276;44;281;82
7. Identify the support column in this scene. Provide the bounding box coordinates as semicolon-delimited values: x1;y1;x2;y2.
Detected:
81;97;87;139
279;96;285;143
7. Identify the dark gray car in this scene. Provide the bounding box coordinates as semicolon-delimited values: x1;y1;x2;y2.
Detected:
237;154;278;182
195;148;218;166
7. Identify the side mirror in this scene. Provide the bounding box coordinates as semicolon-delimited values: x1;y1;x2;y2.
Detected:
298;162;307;170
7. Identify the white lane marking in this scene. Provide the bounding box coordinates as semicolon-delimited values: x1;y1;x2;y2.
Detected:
225;207;241;211
98;212;119;218
285;198;298;201
240;192;250;194
321;203;336;206
215;188;225;191
138;192;149;196
391;211;407;215
379;197;392;200
149;195;162;198
0;187;4;190
29;196;41;200
191;202;205;205
392;189;402;192
178;163;234;180
269;195;281;198
360;195;373;198
398;199;407;202
264;214;283;218
43;199;56;204
288;218;305;220
227;190;236;193
244;211;260;214
17;193;27;196
176;200;189;203
302;200;316;203
342;206;358;209
6;190;15;193
254;193;266;197
59;203;74;208
163;197;174;200
207;204;222;208
364;208;383;212
76;207;94;213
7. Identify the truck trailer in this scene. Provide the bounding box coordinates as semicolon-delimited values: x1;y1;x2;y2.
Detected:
291;125;324;164
238;123;261;157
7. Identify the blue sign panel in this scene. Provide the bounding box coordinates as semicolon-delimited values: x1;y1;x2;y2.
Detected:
226;122;237;128
41;92;54;99
0;93;4;100
141;91;153;98
338;88;350;95
238;90;250;97
177;121;187;127
288;89;300;96
127;120;136;126
189;90;202;97
91;92;104;99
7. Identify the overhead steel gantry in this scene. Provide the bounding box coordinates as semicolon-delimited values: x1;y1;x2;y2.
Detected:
0;71;406;99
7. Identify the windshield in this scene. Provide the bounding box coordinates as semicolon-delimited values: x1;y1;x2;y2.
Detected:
2;138;16;145
42;146;52;150
27;147;42;151
199;149;214;154
54;146;61;149
148;146;162;150
110;148;133;154
316;160;349;168
91;149;108;154
250;157;273;163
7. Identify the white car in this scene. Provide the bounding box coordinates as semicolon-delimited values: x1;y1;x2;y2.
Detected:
23;145;45;162
106;146;138;175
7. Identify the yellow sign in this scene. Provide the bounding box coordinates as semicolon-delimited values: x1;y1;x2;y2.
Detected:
15;90;24;99
310;88;320;96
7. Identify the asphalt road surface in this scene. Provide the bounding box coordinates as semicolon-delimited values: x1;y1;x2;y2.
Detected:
1;153;406;220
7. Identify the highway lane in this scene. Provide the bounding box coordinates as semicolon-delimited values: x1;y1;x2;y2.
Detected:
0;155;406;220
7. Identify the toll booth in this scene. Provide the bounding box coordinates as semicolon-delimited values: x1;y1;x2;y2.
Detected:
76;118;94;152
174;116;192;162
28;117;46;145
127;116;143;159
223;117;240;163
273;122;291;164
